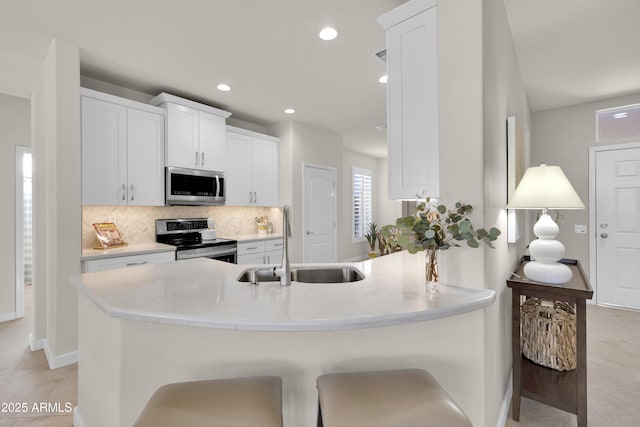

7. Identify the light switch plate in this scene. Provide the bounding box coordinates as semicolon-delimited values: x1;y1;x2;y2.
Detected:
574;225;587;234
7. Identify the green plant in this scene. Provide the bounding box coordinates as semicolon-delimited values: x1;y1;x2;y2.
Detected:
396;198;501;254
378;224;402;255
364;222;378;251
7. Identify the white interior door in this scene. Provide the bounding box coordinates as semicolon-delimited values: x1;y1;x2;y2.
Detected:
303;164;336;263
596;146;640;309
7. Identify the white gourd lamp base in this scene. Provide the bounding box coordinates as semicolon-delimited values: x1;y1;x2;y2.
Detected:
525;209;573;285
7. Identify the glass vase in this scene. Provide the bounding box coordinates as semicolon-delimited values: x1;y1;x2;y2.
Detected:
425;248;440;293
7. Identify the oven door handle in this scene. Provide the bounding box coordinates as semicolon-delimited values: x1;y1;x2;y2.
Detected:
177;248;237;260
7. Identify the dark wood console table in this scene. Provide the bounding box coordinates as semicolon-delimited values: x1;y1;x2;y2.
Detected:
507;257;593;426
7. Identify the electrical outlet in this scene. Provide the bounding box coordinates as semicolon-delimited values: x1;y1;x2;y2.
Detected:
574;225;587;234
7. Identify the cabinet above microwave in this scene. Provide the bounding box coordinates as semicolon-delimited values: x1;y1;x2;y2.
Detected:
150;93;231;173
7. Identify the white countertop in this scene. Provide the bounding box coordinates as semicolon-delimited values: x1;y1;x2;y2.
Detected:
81;242;176;261
227;233;283;243
72;251;495;331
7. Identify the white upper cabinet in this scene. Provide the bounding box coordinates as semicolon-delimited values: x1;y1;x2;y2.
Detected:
150;93;231;172
126;108;165;205
226;131;252;206
81;88;165;206
199;110;227;172
225;126;278;207
165;102;198;170
379;0;439;200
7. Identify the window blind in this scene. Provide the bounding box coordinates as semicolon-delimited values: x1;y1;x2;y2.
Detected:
352;168;372;240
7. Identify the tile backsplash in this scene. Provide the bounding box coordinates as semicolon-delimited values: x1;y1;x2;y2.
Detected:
82;205;283;248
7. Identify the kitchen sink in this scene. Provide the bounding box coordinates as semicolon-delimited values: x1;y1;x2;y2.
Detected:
292;266;365;283
237;266;365;284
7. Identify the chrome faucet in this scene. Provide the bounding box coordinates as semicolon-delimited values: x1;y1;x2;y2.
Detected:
272;205;291;286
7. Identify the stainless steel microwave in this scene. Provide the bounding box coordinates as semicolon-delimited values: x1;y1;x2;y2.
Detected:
165;166;225;206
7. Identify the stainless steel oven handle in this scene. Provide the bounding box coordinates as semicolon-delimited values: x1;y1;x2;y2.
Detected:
216;175;220;198
177;248;237;260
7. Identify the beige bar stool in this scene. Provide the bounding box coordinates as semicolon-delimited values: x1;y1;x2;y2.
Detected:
133;376;283;427
316;369;472;427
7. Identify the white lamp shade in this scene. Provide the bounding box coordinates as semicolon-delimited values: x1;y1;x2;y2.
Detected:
507;164;584;210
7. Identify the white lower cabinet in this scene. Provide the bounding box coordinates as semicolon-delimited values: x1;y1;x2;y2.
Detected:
82;251;175;273
264;239;284;264
237;239;284;265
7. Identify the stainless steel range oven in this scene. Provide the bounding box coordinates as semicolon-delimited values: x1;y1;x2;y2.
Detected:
156;218;237;263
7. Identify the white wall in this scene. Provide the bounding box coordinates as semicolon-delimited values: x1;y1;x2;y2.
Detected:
482;0;532;425
0;49;41;99
376;157;402;227
0;47;48;341
81;75;270;134
341;149;379;261
437;0;485;289
269;121;343;263
0;94;30;319
270;122;396;262
531;92;640;277
32;39;82;366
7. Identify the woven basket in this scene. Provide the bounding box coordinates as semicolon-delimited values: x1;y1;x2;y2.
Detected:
521;298;577;371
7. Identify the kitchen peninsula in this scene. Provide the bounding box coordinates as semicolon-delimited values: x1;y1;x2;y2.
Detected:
72;251;495;427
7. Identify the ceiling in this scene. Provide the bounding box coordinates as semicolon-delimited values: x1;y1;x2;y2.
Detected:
1;0;640;157
504;0;640;112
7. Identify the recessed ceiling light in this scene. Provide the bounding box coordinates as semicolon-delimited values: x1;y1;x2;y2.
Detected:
319;27;338;41
216;83;231;92
613;112;628;119
284;108;296;114
378;75;388;84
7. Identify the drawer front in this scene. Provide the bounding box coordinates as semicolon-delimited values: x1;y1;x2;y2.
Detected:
237;253;266;265
83;251;175;272
265;239;284;252
237;241;266;256
264;249;283;265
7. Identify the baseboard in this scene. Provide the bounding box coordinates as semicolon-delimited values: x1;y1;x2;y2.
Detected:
29;333;45;351
496;371;513;427
44;340;78;369
0;311;18;322
73;406;86;427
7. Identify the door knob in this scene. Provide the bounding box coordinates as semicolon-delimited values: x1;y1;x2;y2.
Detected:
306;231;314;235
600;223;608;229
600;233;608;238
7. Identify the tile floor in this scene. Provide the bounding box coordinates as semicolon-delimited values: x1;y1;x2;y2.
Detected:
0;287;75;427
505;303;640;427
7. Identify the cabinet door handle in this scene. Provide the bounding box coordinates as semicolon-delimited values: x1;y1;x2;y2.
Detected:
246;246;258;250
253;191;257;204
121;184;126;201
600;233;608;239
201;152;205;167
130;184;134;201
306;231;314;235
249;191;253;203
195;151;199;168
273;243;283;247
126;261;148;267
